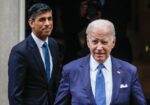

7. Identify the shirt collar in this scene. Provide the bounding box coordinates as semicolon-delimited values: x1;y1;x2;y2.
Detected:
31;32;48;48
104;55;112;71
90;55;112;71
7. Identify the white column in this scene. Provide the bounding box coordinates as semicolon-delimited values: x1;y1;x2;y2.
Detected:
0;0;25;105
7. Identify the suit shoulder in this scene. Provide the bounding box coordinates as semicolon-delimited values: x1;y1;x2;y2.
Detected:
49;37;59;48
64;56;89;69
113;57;137;72
10;36;33;56
11;39;27;52
62;56;88;75
49;37;57;43
49;37;58;46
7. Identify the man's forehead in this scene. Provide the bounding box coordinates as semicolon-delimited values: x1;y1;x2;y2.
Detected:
88;33;114;40
35;11;52;17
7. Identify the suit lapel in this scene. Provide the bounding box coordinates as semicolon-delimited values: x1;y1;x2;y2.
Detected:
28;36;48;81
80;55;96;105
48;38;55;74
47;38;58;83
110;57;122;104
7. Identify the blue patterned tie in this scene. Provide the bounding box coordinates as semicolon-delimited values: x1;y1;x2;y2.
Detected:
42;42;50;81
95;64;106;105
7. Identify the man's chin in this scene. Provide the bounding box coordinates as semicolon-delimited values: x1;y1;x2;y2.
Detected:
43;33;51;37
95;57;105;63
43;30;51;34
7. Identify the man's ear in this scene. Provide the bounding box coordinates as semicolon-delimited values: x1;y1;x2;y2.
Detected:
28;19;34;28
86;37;90;48
112;38;116;48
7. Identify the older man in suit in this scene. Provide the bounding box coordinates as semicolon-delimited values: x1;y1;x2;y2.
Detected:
8;3;61;105
54;19;146;105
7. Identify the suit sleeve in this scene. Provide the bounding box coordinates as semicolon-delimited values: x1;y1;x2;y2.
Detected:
131;67;147;105
54;66;71;105
8;46;27;105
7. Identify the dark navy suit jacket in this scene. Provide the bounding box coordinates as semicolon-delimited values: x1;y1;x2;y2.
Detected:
55;55;146;105
8;35;61;105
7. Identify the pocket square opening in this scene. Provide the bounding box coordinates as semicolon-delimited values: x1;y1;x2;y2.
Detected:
120;84;128;88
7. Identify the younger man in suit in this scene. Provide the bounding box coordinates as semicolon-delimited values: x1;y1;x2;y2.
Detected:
54;19;146;105
8;3;61;105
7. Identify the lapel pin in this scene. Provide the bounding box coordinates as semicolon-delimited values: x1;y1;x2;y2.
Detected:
117;71;121;74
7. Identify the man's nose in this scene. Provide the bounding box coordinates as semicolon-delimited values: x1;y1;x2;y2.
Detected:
45;19;50;25
97;42;103;50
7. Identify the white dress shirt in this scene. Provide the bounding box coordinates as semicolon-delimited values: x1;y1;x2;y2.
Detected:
31;32;53;77
90;55;113;105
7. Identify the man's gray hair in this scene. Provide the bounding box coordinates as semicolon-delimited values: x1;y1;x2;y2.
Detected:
86;19;116;37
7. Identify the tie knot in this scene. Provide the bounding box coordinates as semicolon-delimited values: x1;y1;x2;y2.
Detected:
98;64;104;69
43;42;48;48
97;64;104;72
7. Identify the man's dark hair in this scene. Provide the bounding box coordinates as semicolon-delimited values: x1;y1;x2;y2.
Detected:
28;3;52;20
